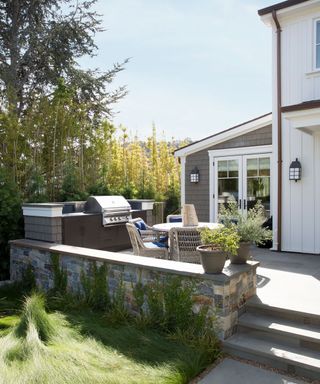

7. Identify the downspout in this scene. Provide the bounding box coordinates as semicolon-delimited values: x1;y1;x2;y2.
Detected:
272;10;282;251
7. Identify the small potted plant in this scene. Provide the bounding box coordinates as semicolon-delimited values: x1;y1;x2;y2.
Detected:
219;199;273;264
197;226;240;273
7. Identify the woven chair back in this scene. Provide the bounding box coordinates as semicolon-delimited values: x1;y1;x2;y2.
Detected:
169;227;201;263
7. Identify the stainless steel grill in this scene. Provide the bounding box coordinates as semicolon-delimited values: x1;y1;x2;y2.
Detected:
85;196;132;226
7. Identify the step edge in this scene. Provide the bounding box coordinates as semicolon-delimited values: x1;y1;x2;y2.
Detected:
238;319;320;344
223;337;320;371
246;300;320;322
223;344;320;380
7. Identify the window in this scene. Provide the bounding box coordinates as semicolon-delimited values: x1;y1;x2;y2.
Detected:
316;20;320;69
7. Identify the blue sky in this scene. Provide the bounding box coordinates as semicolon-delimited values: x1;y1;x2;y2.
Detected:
80;0;276;140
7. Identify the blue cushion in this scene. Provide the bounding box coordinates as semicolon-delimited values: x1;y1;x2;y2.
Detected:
169;217;182;223
159;235;168;243
134;220;147;231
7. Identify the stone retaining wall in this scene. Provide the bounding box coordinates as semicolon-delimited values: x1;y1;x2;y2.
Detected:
10;239;259;340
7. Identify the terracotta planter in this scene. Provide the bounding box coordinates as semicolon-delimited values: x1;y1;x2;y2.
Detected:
196;245;226;274
229;241;251;264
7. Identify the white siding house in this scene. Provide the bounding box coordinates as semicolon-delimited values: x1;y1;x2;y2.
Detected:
260;0;320;254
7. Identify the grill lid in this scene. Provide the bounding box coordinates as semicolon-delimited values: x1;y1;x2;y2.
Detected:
85;195;131;214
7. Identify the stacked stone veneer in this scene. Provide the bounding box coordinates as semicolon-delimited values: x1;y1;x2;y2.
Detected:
10;239;259;340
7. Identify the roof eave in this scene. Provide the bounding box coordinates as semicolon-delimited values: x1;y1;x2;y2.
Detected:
258;0;311;16
174;113;272;158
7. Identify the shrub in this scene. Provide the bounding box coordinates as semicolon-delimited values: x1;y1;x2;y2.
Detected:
133;276;221;356
60;164;88;201
24;167;48;203
0;169;23;280
219;199;273;244
80;262;110;310
21;264;37;293
50;253;67;295
164;184;180;217
200;227;240;256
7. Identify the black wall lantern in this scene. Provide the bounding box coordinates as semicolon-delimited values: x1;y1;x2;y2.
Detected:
190;167;200;183
289;158;301;182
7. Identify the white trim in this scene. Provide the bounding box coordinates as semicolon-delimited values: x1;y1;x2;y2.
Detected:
213;156;242;222
209;146;273;221
208;145;273;158
243;153;272;217
260;0;320;27
208;149;273;222
314;18;320;70
305;69;320;77
208;152;214;222
283;108;320;134
180;156;186;206
174;114;272;157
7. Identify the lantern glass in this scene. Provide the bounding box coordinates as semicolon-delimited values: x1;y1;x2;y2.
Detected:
190;167;200;183
289;158;301;181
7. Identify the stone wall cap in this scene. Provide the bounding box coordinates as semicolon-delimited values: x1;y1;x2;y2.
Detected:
10;239;259;282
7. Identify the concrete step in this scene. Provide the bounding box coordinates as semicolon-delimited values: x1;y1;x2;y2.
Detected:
238;312;320;351
223;332;320;381
246;296;320;326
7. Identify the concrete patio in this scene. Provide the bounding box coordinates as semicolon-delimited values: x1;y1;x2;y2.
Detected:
252;247;320;317
198;358;308;384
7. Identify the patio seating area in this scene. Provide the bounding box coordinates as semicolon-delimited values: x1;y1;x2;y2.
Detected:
127;218;221;263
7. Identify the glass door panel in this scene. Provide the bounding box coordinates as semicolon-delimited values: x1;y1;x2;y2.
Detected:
245;156;271;215
216;158;241;217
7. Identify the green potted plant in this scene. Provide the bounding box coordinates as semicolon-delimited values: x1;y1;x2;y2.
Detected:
219;199;273;264
197;226;240;273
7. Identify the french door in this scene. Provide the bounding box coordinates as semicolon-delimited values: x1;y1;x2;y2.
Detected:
214;154;271;220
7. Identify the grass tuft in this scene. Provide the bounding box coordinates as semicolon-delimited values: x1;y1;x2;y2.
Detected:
15;293;56;343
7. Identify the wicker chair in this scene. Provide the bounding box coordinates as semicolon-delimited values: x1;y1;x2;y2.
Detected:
129;217;166;242
169;227;202;263
126;223;169;259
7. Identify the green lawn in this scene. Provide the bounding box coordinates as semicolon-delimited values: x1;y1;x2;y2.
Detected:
0;285;216;384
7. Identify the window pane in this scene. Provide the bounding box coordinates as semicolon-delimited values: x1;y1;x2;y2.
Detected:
228;160;238;177
247;158;258;177
218;161;228;178
317;21;320;44
218;179;239;213
247;177;270;214
259;157;270;176
317;45;320;69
